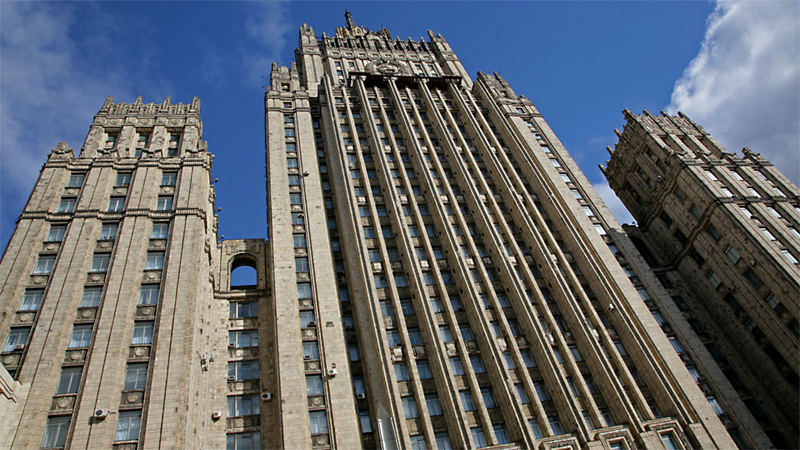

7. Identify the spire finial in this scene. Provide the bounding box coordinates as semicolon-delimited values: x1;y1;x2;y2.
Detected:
345;10;355;29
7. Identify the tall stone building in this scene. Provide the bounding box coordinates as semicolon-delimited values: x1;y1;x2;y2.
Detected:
262;13;741;450
0;13;790;450
604;110;800;448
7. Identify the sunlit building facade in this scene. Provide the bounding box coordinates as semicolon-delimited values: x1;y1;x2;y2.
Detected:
0;13;788;450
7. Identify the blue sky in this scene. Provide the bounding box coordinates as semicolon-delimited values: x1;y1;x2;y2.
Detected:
1;1;798;249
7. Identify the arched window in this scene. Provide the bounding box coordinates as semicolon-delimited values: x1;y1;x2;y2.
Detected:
230;257;257;289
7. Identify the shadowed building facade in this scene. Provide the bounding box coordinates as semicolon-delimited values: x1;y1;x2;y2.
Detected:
604;110;800;449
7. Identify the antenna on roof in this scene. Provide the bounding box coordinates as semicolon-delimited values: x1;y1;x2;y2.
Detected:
345;10;356;29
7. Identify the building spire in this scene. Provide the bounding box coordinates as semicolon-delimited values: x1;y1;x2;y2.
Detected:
345;10;355;29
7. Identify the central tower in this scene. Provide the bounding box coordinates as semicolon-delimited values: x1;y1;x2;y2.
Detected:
264;14;736;450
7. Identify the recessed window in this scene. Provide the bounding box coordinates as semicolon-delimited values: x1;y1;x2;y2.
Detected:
227;433;261;450
151;222;169;239
47;224;67;242
156;196;173;211
56;367;83;394
132;322;154;345
34;255;56;274
145;252;164;270
41;416;70;448
229;360;259;381
107;196;126;212
19;289;43;312
91;253;110;272
125;363;149;390
470;427;487;447
69;324;93;348
115;410;141;442
306;374;324;396
161;172;177;186
81;287;102;308
99;223;118;241
139;285;160;305
115;172;132;187
228;330;258;347
309;410;328;435
229;301;258;318
67;173;85;188
3;327;30;352
58;197;77;213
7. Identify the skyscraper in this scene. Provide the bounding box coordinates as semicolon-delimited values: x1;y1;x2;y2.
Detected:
604;110;800;448
263;14;737;449
0;13;785;450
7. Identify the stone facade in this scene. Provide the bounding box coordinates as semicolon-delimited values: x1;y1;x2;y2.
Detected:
604;110;800;448
1;14;788;450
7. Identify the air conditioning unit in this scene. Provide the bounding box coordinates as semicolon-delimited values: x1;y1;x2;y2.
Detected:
308;321;316;328
93;409;110;419
304;355;311;360
261;391;273;401
211;411;222;421
227;376;236;381
327;368;338;377
14;344;25;351
356;393;366;400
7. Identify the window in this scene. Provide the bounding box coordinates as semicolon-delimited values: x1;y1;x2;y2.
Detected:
402;396;419;418
470;355;486;373
292;212;305;225
306;374;324;396
534;381;550;401
47;225;67;242
760;227;776;241
295;257;309;272
227;394;260;416
515;384;529;403
69;324;92;348
145;251;164;270
434;432;451;450
303;341;319;360
297;282;312;299
136;132;150;149
470;427;487;448
358;410;373;434
410;435;426;450
481;387;497;408
285;128;296;137
548;415;564;435
349;344;360;361
299;310;315;328
67;173;85;188
107;196;126;212
706;271;722;289
285;142;297;152
125;363;149;390
19;289;43;311
161;172;177;186
151;222;169;239
494;425;510;445
99;223;117;241
81;287;102;308
293;234;306;248
449;357;464;375
132;322;154;345
56;366;82;394
521;350;536;368
704;170;718;181
139;285;160;305
705;224;722;241
707;395;725;415
58;197;76;213
41;416;70;448
91;253;110;272
309;410;328;434
661;433;679;450
227;432;260;450
156;196;173;211
417;360;432;379
459;390;475;411
528;418;543;439
669;336;683;354
720;187;733;197
3;327;29;352
229;301;257;319
783;249;799;264
115;172;132;187
395;363;410;381
724;245;741;264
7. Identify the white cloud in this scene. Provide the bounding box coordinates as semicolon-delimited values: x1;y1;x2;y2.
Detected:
0;3;170;244
668;0;800;183
244;1;292;85
593;181;635;225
